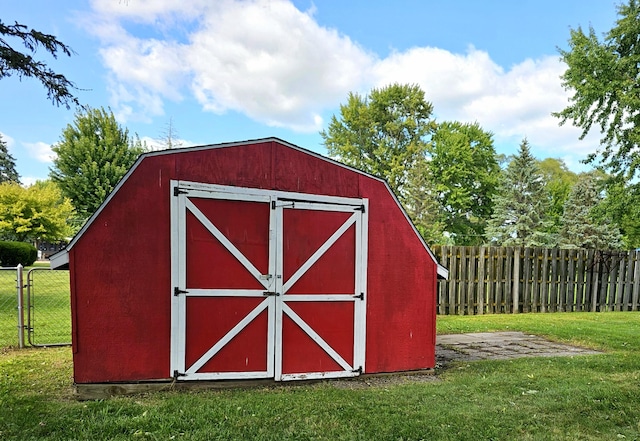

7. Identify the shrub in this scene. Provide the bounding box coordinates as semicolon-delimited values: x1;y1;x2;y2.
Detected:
0;241;38;267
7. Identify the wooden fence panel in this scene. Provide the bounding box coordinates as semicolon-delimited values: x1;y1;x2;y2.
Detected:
477;247;486;315
433;246;640;315
624;252;634;311
540;248;549;313
575;250;586;312
633;252;640;311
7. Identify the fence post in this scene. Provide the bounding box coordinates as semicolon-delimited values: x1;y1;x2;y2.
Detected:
16;264;24;349
512;248;520;313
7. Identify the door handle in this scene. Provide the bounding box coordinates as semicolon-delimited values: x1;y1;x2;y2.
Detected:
263;291;279;296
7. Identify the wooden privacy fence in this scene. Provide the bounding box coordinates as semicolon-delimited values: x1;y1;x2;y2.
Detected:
433;246;640;315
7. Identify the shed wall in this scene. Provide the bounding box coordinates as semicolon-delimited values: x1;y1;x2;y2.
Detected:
70;140;436;383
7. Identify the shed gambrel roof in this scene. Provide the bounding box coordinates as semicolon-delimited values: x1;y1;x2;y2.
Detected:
50;137;447;278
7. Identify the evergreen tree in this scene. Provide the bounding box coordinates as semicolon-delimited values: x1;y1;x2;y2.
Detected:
485;139;553;247
0;20;78;108
50;106;144;221
0;133;20;184
560;174;623;249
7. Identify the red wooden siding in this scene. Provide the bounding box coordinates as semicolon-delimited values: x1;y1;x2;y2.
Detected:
68;139;438;383
358;176;437;372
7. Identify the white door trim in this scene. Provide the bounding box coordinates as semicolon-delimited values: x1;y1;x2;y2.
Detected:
170;180;368;381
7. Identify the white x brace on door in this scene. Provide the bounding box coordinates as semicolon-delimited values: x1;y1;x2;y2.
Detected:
170;181;368;381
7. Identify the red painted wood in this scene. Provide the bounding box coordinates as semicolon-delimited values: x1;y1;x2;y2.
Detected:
283;209;355;294
71;159;174;383
273;144;359;197
186;199;268;290
185;297;268;373
283;301;355;371
281;302;354;375
358;176;437;372
69;140;438;383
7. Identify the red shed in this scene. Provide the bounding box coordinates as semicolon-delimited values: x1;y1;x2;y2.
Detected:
51;138;447;385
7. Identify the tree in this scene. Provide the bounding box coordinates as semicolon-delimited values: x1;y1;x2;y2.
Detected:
428;121;500;245
0;133;19;184
537;158;579;234
50;106;144;221
321;83;436;200
594;178;640;248
0;180;74;243
555;0;640;181
485;139;553;247
402;156;447;245
0;20;78;108
157;117;183;150
559;173;622;249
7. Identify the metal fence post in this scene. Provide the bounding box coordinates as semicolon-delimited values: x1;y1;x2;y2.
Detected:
16;264;24;348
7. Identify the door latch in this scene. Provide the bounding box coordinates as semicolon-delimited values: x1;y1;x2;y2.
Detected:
263;291;279;296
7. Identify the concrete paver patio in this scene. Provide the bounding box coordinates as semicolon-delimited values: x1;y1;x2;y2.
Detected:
436;331;602;366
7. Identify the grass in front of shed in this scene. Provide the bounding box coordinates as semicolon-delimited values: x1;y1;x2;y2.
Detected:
1;312;639;440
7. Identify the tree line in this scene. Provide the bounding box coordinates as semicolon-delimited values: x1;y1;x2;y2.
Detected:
321;83;632;250
1;1;640;250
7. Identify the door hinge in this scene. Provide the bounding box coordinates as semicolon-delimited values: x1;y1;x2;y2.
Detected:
352;366;363;374
174;187;188;196
353;292;364;300
355;204;366;213
173;370;185;379
271;200;276;210
263;291;279;296
174;287;188;296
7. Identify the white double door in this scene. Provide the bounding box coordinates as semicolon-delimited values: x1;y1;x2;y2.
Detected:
170;181;368;381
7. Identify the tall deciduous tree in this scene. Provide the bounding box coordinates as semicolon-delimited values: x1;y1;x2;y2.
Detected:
321;83;436;201
0;20;78;108
555;0;640;180
0;133;19;184
538;158;579;234
559;173;622;249
403;156;447;245
0;180;74;243
428;121;499;245
485;139;553;247
50;107;144;221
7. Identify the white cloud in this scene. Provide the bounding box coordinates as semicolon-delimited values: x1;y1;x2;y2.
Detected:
23;142;56;163
87;0;373;131
85;0;598;165
372;48;597;159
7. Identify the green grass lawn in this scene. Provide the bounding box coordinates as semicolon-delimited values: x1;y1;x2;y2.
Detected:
1;312;639;440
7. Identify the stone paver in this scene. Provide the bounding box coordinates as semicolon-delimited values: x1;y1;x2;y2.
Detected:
436;331;601;366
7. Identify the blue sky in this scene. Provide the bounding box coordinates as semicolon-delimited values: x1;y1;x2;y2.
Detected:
1;0;621;185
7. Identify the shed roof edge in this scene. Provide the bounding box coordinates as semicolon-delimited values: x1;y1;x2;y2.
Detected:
55;137;446;272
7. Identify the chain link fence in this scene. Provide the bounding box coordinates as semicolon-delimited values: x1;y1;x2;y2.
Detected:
26;268;71;347
1;266;71;348
0;267;21;348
